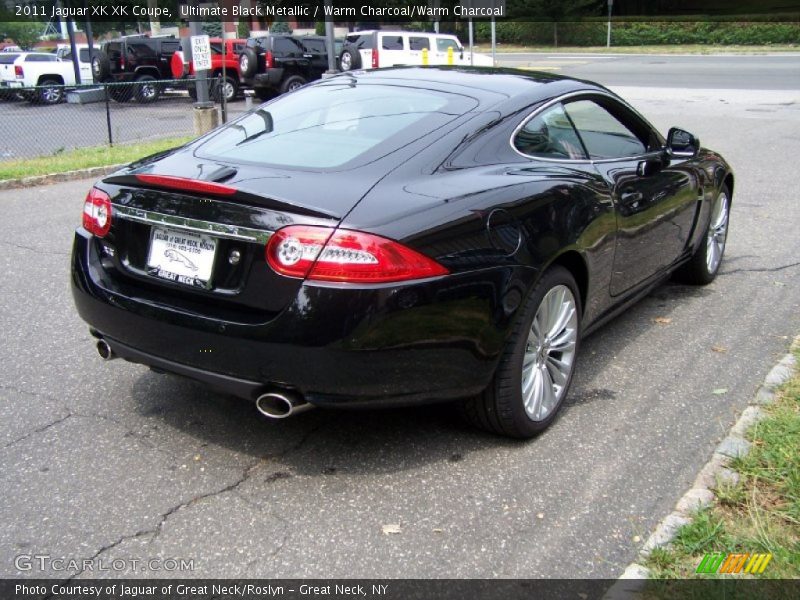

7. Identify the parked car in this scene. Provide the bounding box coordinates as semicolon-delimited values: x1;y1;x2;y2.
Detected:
339;30;494;71
238;33;330;99
0;51;87;104
92;34;180;103
171;37;246;103
1;45;22;53
71;67;733;438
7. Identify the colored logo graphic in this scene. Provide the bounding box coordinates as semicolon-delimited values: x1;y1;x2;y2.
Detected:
696;552;772;574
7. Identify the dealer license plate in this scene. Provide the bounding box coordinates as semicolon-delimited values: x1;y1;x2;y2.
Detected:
146;227;217;287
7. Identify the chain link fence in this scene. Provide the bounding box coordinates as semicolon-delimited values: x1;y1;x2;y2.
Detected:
0;78;249;162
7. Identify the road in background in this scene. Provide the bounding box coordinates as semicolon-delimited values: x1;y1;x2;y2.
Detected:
1;58;799;579
497;53;800;90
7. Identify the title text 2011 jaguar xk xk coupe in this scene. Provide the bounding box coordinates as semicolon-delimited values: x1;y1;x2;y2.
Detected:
72;67;733;438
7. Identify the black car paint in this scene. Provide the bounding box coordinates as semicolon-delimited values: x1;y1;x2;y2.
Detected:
71;67;733;407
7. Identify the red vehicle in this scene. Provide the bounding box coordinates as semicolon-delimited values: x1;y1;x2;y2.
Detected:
171;37;246;102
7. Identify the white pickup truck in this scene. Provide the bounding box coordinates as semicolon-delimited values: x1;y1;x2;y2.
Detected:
0;49;93;104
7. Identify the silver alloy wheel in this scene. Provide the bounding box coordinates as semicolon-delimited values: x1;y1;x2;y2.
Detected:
223;80;235;101
41;85;61;103
521;285;578;421
140;83;156;99
287;80;303;92
341;52;352;71
706;192;730;274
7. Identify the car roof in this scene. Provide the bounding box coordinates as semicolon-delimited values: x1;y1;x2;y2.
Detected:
333;66;605;107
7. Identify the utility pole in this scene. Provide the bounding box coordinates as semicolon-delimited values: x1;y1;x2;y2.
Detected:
607;0;614;48
324;0;336;74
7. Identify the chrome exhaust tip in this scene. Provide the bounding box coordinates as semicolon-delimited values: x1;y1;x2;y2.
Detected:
96;339;115;361
255;391;312;419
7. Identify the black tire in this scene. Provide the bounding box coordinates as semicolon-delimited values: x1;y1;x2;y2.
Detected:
239;48;258;78
339;47;361;71
674;184;731;285
108;84;133;103
92;53;110;81
35;79;64;105
134;74;160;103
279;74;306;95
211;75;239;102
461;266;582;438
187;85;197;100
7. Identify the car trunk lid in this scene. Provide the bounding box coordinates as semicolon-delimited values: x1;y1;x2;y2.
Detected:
94;154;380;319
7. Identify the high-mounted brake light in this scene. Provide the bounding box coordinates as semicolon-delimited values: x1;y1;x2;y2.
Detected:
265;225;449;284
82;188;112;237
265;50;274;69
371;48;379;69
14;65;23;79
134;174;237;196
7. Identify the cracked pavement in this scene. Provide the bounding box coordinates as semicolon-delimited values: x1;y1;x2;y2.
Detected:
1;73;799;579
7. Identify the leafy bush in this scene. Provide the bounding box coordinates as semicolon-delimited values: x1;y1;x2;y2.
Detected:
474;20;800;46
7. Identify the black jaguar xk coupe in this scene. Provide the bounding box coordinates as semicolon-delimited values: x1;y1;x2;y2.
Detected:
72;67;733;438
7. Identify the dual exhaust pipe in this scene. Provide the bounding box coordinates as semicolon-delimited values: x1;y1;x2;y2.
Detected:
96;337;312;419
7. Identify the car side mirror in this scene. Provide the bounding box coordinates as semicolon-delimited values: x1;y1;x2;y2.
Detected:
459;47;464;60
667;127;699;158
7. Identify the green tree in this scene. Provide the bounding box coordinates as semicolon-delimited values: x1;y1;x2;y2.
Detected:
0;21;43;50
508;0;602;47
270;20;293;34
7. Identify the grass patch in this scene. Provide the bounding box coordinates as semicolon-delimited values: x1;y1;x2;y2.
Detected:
0;137;193;181
644;346;800;579
479;44;800;54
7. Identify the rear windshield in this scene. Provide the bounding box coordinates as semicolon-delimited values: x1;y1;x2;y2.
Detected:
196;83;477;170
0;54;18;64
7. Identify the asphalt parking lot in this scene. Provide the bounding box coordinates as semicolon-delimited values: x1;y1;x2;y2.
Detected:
1;60;799;579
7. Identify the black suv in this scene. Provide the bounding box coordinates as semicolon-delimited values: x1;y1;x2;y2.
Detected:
92;35;180;103
238;34;329;100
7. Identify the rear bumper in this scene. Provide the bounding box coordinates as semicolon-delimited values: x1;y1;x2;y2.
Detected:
72;230;511;407
244;69;285;91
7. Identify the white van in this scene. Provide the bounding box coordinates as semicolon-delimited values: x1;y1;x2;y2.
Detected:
339;30;493;71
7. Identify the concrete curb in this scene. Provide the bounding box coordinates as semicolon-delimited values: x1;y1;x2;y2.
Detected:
603;336;799;591
0;164;126;191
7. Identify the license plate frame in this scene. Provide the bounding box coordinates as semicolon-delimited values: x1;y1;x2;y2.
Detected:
146;226;217;289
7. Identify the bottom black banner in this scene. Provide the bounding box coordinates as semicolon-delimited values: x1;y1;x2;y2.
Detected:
1;579;799;600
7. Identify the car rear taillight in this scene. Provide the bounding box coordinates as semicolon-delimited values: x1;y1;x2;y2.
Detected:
134;174;237;196
265;225;449;284
265;50;274;69
82;188;112;237
371;48;378;68
120;54;125;70
14;65;23;79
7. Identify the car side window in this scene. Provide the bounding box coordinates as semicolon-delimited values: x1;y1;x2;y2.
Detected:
409;37;430;51
563;99;647;159
161;42;179;55
436;39;460;52
26;54;56;62
514;104;587;160
274;37;302;55
381;36;404;50
302;39;325;54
